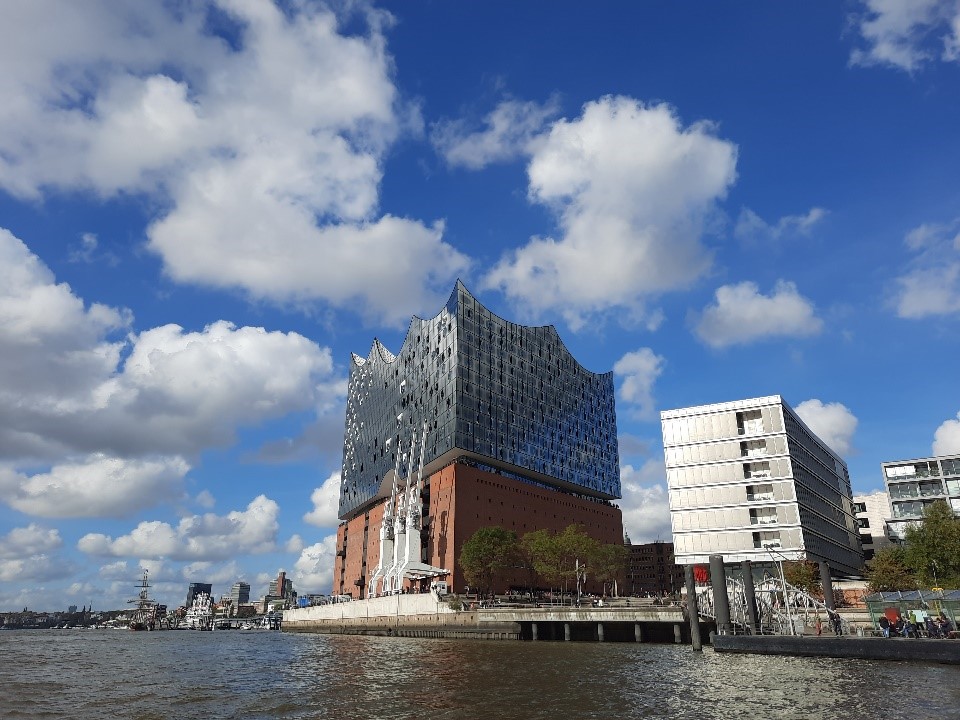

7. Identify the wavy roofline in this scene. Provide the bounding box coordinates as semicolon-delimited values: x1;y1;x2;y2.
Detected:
350;280;613;378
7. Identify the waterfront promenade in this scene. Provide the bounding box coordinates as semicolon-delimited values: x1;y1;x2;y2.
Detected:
282;594;690;642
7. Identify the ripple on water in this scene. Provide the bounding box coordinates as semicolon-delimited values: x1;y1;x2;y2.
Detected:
1;630;959;719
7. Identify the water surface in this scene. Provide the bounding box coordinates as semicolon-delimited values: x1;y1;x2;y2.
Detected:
1;629;957;719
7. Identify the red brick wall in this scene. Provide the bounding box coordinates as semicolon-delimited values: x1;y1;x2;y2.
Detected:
335;462;623;597
332;503;385;598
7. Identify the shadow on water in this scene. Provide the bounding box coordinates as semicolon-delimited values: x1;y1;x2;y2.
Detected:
1;630;959;719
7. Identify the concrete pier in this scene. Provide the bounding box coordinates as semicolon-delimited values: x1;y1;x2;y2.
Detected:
714;635;960;665
741;560;759;634
709;555;731;635
283;594;689;643
684;564;702;651
819;561;835;611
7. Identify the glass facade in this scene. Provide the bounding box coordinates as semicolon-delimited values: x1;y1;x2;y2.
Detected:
339;281;620;519
882;454;960;539
661;395;863;575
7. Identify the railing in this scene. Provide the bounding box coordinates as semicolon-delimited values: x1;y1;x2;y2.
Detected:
694;575;851;636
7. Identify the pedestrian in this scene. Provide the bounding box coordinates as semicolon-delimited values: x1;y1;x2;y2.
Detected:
831;610;842;636
815;614;822;636
878;615;890;638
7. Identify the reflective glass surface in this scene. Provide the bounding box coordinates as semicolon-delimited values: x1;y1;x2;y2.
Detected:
338;282;620;518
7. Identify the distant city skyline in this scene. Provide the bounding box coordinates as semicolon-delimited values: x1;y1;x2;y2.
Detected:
2;1;960;612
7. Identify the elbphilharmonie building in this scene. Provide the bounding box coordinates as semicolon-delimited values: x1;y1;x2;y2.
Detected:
333;282;623;597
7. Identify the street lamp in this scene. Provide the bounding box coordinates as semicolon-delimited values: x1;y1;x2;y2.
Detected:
764;544;795;636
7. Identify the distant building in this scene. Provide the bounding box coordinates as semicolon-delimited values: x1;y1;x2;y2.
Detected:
185;582;212;608
230;581;251;606
852;491;893;560
268;570;294;600
661;395;863;576
625;541;683;597
882;454;960;541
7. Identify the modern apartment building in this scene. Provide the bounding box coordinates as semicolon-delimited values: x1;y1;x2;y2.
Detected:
882;454;960;541
852;491;893;560
333;281;623;597
661;395;863;576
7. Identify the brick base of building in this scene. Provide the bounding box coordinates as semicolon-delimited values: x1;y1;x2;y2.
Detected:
333;460;623;597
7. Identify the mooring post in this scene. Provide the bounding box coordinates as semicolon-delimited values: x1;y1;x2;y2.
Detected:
531;622;538;641
597;622;604;642
564;622;571;642
634;623;643;643
674;623;682;643
684;564;702;651
710;554;731;635
819;560;835;611
741;560;759;634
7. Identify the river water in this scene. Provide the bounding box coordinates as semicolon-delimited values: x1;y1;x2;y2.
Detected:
1;629;958;719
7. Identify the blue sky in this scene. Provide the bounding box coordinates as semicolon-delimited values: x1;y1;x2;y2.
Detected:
2;1;959;612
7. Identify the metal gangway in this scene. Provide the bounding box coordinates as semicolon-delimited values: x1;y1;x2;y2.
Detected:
695;573;851;636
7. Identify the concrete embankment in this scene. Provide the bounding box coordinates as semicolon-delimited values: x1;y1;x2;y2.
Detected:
282;594;521;640
713;634;960;664
283;596;692;642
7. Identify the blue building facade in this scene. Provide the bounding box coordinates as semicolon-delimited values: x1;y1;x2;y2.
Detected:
338;281;620;520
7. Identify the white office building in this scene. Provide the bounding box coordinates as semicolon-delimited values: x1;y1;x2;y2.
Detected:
883;454;960;541
852;491;893;560
661;395;863;575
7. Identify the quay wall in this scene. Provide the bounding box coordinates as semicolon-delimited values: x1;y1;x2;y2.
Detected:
713;635;960;664
282;594;521;640
283;595;693;642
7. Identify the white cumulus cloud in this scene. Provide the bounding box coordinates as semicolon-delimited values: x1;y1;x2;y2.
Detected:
293;535;338;595
613;349;665;421
892;217;960;318
933;411;960;455
851;0;960;71
693;280;823;348
77;495;281;561
0;524;63;559
619;460;672;544
0;1;468;324
794;399;859;457
432;97;560;169
481;96;737;330
0;455;189;519
304;471;342;529
0;228;344;518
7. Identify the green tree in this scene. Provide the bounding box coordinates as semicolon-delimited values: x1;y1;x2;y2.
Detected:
592;543;628;597
459;526;519;598
783;561;821;595
555;524;599;602
521;528;562;593
903;500;960;588
865;545;915;593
